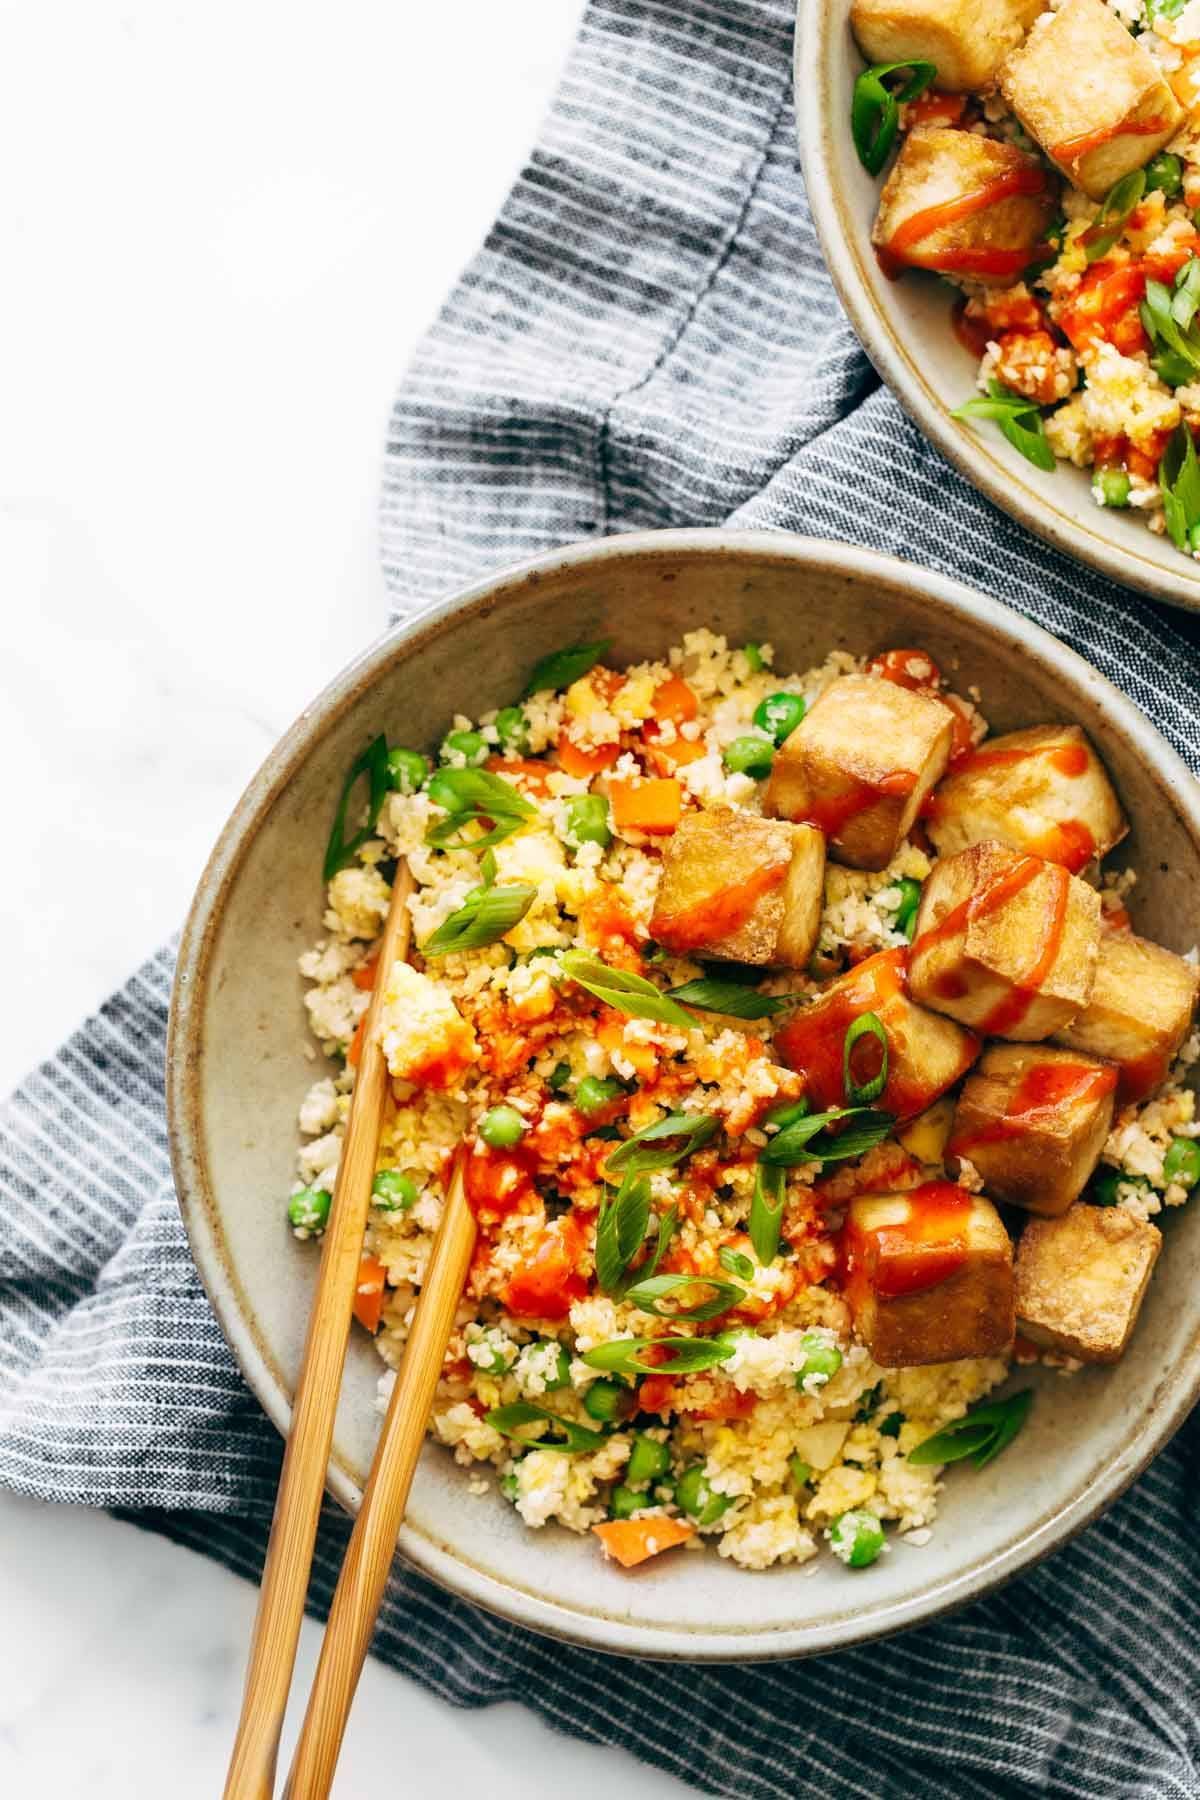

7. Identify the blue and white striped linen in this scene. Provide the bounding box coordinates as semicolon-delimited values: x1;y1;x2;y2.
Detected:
4;2;1200;1794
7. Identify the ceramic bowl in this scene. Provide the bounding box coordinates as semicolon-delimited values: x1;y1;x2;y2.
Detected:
795;0;1200;613
168;529;1200;1660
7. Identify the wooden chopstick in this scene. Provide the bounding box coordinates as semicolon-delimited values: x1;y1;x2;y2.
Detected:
223;861;415;1800
283;1149;477;1799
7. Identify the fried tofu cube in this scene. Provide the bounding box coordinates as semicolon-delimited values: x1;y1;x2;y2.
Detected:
764;672;951;872
1015;1203;1161;1363
774;946;979;1121
948;1044;1117;1216
999;0;1184;201
910;840;1101;1039
1053;930;1200;1103
842;1184;1014;1366
649;809;825;968
927;724;1127;874
872;129;1056;287
851;0;1042;92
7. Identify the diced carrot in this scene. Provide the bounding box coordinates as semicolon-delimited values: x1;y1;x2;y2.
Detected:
904;89;966;129
352;1255;388;1334
1058;264;1146;354
609;777;682;835
486;754;552;795
352;958;379;992
643;734;706;775
650;675;698;725
558;738;621;779
597;1015;658;1079
637;1375;680;1416
346;1012;369;1068
593;1516;694;1569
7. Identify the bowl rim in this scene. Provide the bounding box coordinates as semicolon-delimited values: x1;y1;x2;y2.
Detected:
168;526;1200;1660
794;0;1200;615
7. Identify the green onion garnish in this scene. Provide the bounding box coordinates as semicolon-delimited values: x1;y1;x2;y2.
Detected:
522;639;612;698
907;1390;1033;1470
719;1245;755;1282
425;767;536;851
622;1271;745;1322
1082;169;1145;264
485;1402;606;1455
748;1160;787;1265
665;977;795;1020
581;1335;738;1377
604;1109;719;1175
759;1104;895;1167
557;951;699;1029
851;59;936;177
594;1173;651;1296
953;382;1056;473
843;1011;889;1107
1159;421;1200;552
323;734;391;879
422;882;536;956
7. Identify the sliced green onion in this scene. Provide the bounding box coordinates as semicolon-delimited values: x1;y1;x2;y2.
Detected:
851;60;936;177
622;1271;745;1323
760;1105;896;1167
425;766;536;850
843;1011;889;1106
719;1245;755;1283
1141;278;1200;384
908;1390;1033;1469
1174;255;1200;332
608;1482;643;1520
789;1454;811;1488
953;383;1056;473
1146;151;1183;198
522;639;612;697
582;1380;634;1424
595;1173;652;1295
1163;1137;1200;1189
558;951;699;1029
1159;421;1200;552
665;977;794;1020
1093;468;1131;509
764;1096;811;1131
323;734;391;879
422;882;536;956
748;1161;787;1266
626;1433;672;1486
676;1464;734;1526
486;1401;606;1454
604;1109;719;1174
892;877;922;939
1082;170;1145;264
582;1336;737;1377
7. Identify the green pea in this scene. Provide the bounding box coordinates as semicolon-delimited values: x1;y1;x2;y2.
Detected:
440;728;487;767
371;1169;418;1212
574;1075;624;1116
480;1105;527;1149
583;1379;633;1423
626;1433;671;1488
609;1483;643;1520
564;792;612;850
386;746;430;794
893;877;923;940
288;1187;331;1233
1146;152;1183;197
547;1061;572;1093
1163;1137;1200;1190
788;1455;812;1489
501;1472;520;1503
1093;468;1131;509
741;642;765;672
753;691;807;745
722;734;774;778
795;1332;843;1392
765;1096;811;1130
1091;1168;1147;1207
494;705;530;755
676;1464;734;1527
829;1508;885;1569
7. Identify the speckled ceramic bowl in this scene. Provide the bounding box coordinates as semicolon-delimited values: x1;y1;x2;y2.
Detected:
168;530;1200;1659
796;0;1200;613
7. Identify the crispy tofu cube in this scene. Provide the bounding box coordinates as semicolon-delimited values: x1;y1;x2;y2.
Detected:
927;724;1127;874
949;1044;1117;1216
649;809;825;968
842;1184;1014;1366
872;129;1056;287
764;673;952;872
1015;1203;1161;1362
1053;930;1200;1102
851;0;1042;92
774;946;979;1120
999;0;1184;201
910;840;1101;1039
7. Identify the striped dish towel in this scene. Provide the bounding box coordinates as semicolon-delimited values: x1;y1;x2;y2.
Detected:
6;2;1200;1795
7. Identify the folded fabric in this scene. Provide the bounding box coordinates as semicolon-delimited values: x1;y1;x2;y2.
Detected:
4;2;1200;1796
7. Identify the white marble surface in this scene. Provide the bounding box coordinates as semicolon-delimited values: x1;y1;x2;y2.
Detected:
0;3;698;1793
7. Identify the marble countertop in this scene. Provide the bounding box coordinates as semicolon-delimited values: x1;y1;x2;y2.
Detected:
0;3;696;1792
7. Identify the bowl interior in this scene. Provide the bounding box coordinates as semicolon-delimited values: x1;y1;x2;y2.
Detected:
171;532;1200;1658
796;0;1200;613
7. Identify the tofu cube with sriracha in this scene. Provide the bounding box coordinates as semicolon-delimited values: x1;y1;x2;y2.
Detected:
649;808;826;967
841;1184;1014;1367
1014;1203;1161;1363
850;0;1042;92
872;128;1056;287
774;946;979;1121
1052;930;1200;1104
909;840;1101;1040
999;0;1184;202
764;672;952;872
927;724;1127;875
948;1044;1117;1217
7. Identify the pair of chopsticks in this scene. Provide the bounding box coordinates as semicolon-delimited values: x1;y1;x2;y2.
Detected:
224;862;478;1799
